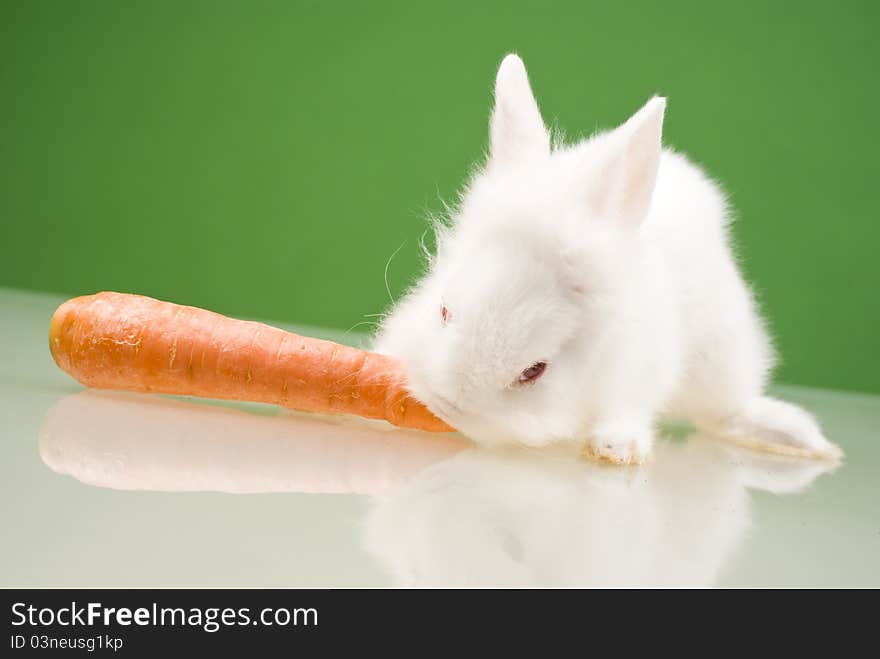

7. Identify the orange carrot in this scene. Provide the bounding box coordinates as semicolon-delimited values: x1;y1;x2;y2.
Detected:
49;292;455;433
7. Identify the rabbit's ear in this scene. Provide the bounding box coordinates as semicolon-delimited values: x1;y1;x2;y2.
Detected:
582;96;666;228
488;54;550;169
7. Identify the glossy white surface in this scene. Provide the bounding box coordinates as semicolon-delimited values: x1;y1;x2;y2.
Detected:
1;288;877;586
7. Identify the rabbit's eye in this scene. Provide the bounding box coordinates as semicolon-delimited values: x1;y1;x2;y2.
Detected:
516;361;547;385
441;305;449;325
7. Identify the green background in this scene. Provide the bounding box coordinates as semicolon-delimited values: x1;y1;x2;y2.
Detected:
2;1;877;394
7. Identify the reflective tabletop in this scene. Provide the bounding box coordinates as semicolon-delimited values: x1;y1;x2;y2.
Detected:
1;288;877;587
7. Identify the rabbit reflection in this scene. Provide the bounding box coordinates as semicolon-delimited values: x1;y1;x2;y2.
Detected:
363;438;838;587
39;391;837;587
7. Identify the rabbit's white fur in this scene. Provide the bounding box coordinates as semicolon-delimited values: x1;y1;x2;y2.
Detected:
374;54;840;463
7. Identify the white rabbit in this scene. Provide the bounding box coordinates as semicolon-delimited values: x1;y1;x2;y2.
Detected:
373;53;841;464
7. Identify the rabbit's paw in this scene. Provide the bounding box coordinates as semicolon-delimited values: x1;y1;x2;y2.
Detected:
709;396;843;461
582;420;654;466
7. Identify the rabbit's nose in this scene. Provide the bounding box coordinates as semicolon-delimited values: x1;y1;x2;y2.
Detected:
433;393;462;418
